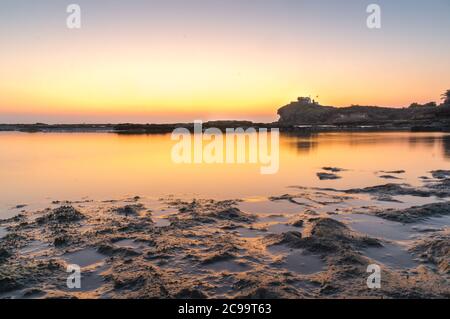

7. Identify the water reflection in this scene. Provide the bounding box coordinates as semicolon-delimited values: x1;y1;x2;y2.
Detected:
284;132;450;160
0;131;449;214
282;132;319;154
443;135;450;159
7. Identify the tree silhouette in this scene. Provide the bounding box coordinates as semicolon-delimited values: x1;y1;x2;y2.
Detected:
442;89;450;106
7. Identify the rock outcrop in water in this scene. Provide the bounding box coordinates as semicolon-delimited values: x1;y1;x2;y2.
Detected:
277;97;450;129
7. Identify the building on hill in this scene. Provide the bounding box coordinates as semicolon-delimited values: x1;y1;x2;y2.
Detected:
296;97;319;106
277;96;450;126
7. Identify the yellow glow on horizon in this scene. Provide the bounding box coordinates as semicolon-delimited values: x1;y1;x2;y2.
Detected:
0;30;447;119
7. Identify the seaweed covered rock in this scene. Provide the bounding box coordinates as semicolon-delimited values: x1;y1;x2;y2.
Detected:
430;170;450;179
97;243;141;257
0;247;12;262
411;231;450;274
0;259;65;294
291;219;304;227
322;167;346;173
0;277;21;293
341;182;450;198
210;207;256;223
36;206;85;224
264;218;381;253
173;288;208;299
112;204;145;216
373;202;450;223
233;273;307;299
171;199;256;225
317;172;341;180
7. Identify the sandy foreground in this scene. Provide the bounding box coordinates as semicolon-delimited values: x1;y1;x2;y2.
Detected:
0;170;449;299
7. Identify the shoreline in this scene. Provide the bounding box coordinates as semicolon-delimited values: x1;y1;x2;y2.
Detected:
1;122;449;134
1;171;449;299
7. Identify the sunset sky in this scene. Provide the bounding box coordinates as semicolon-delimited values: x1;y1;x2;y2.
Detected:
1;0;450;123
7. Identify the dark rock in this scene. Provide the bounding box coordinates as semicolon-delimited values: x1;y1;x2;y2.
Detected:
97;244;141;257
201;251;235;265
265;218;381;254
317;172;341;180
22;288;44;297
36;206;85;224
430;170;450;179
53;236;69;247
373;202;450;223
322;167;346;172
341;183;450;198
373;194;403;203
291;219;304;227
410;232;450;274
0;247;12;262
174;288;208;299
382;170;406;174
379;175;401;180
211;207;256;223
0;277;21;293
112;204;145;216
238;287;289;299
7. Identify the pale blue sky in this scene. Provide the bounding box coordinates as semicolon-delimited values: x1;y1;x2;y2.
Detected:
1;0;449;123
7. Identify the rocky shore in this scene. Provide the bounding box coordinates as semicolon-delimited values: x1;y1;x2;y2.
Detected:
1;171;449;299
277;97;450;131
2;98;450;135
1;122;449;135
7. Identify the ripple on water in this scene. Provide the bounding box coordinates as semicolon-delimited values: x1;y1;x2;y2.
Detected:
332;214;415;241
235;227;265;238
378;195;447;209
76;264;109;292
0;226;6;239
332;211;450;242
417;214;450;231
62;248;105;268
113;239;142;249
238;199;302;215
154;218;171;227
18;240;48;256
362;242;418;270
284;250;325;274
203;260;251;273
266;223;302;235
268;246;325;275
330;210;449;269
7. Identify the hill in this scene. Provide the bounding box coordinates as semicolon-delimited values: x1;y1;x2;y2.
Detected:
277;97;450;129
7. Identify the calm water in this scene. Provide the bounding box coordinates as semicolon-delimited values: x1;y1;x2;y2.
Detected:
0;131;449;217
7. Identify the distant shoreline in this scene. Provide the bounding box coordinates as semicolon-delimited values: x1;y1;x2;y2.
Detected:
0;122;449;134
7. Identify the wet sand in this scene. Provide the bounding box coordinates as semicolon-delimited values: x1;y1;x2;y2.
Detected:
0;170;449;299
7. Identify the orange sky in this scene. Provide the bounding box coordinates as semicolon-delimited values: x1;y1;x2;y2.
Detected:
1;0;449;123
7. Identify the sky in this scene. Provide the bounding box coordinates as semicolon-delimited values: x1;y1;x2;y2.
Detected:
1;0;450;123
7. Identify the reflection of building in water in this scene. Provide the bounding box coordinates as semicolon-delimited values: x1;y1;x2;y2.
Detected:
283;132;450;159
408;136;436;148
408;134;450;159
283;132;318;154
443;135;450;159
295;140;318;154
